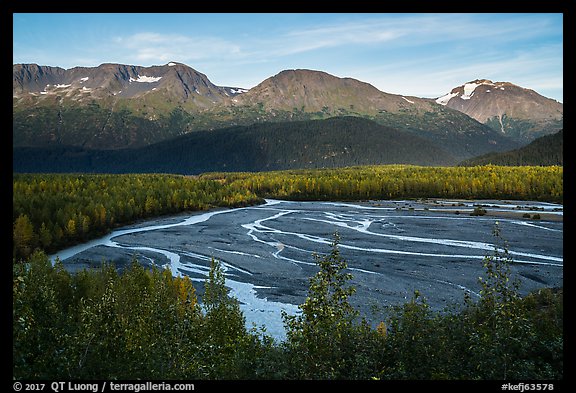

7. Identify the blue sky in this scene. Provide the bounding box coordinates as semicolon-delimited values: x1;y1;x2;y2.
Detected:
13;13;563;102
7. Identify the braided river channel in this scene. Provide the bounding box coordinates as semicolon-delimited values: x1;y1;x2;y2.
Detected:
51;199;563;341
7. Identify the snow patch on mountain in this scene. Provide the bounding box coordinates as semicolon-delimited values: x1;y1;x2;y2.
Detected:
461;82;483;100
437;80;498;104
129;75;162;83
435;92;459;105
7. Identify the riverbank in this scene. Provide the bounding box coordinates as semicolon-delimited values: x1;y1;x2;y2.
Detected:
413;198;563;222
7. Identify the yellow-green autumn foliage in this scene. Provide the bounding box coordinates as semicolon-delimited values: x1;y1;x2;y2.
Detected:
213;164;563;202
13;253;261;379
13;165;562;260
12;173;262;260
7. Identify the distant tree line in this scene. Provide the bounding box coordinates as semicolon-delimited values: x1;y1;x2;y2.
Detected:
13;117;458;174
12;165;564;380
210;164;563;202
13;173;262;260
13;165;562;261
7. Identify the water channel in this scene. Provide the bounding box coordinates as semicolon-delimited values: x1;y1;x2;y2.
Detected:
50;199;563;341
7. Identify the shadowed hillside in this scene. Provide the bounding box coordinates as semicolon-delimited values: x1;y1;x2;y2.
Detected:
13;117;457;174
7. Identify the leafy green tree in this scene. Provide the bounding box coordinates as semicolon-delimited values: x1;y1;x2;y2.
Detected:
13;252;74;378
198;258;251;378
377;289;464;380
12;237;563;380
376;222;564;380
296;233;357;326
13;213;36;260
282;233;381;379
38;222;52;249
476;222;521;310
462;222;535;379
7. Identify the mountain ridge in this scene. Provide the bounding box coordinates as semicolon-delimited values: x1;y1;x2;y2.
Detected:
13;61;244;103
228;68;426;114
13;62;534;161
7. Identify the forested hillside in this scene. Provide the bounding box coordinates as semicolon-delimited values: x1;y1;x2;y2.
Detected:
460;129;563;166
14;64;519;160
13;173;262;260
13;117;459;174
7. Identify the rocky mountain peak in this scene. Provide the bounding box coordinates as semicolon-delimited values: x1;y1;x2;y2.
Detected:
435;78;563;142
12;62;234;105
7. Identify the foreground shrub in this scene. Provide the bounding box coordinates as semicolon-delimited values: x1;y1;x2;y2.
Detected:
13;228;562;379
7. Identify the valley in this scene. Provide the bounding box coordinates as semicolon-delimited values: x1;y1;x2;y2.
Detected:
12;141;564;380
12;13;564;381
12;57;564;381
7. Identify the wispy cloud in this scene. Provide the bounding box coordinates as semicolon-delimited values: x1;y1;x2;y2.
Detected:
271;19;406;55
107;13;561;66
349;42;563;101
246;14;562;100
113;32;243;63
13;13;562;101
427;44;562;91
260;14;560;57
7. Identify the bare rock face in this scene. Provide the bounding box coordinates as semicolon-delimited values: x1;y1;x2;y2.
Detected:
435;79;563;143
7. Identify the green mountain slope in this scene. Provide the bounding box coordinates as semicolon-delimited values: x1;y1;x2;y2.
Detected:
13;64;518;160
459;129;563;166
214;69;519;160
13;117;457;174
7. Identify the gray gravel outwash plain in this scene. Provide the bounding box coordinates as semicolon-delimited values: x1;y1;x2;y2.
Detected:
52;199;563;340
